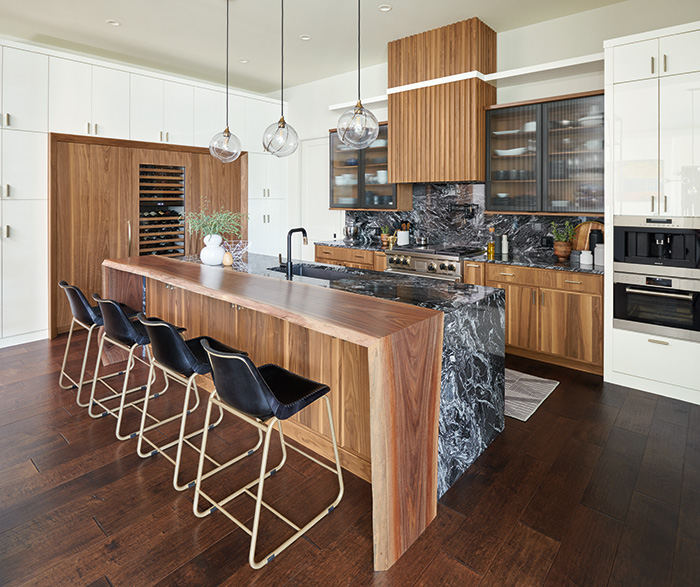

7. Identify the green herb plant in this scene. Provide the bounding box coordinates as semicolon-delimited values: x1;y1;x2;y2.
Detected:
380;225;391;235
182;198;246;239
550;220;576;243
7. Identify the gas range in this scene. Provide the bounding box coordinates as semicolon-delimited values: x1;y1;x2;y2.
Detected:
384;244;484;281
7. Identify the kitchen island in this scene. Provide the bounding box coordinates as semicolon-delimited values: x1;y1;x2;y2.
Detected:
102;254;504;570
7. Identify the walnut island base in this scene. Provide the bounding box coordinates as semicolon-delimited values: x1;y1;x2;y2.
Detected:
102;255;506;570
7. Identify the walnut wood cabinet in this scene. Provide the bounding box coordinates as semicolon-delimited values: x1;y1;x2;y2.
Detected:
49;134;247;336
387;18;497;183
483;263;603;374
314;244;386;271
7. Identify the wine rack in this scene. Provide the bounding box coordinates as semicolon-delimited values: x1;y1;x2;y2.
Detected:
138;164;186;257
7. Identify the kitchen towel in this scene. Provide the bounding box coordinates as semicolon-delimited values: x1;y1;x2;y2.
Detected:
504;369;559;421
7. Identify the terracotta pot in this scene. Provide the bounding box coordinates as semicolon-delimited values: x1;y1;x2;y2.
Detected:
380;234;389;246
553;240;572;262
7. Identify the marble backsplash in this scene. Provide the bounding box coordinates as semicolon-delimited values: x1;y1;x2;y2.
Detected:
347;183;602;253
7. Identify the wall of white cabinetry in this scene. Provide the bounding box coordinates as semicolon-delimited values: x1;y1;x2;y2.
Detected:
0;38;286;347
247;153;289;257
604;20;700;405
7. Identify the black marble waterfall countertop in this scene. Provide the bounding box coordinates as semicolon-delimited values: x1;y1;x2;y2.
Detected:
315;240;603;275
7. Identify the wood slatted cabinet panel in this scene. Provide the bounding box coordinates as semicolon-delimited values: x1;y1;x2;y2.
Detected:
314;244;385;272
462;261;485;285
539;288;603;365
387;18;497;183
493;282;539;350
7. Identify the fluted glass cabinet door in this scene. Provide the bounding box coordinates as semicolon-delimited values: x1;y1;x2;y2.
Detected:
486;104;540;211
543;94;604;214
330;130;361;209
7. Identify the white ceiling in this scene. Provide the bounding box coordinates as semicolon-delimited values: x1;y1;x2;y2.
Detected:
0;0;626;94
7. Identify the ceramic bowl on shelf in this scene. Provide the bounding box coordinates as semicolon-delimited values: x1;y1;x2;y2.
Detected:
522;121;537;132
496;192;509;199
494;147;527;156
493;129;520;136
345;158;358;166
579;114;603;127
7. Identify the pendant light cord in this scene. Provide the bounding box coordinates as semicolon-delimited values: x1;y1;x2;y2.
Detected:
280;0;285;118
357;0;361;101
225;0;230;128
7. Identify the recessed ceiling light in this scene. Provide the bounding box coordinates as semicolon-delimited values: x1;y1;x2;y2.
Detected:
239;58;249;64
299;34;311;41
106;19;121;27
378;4;392;12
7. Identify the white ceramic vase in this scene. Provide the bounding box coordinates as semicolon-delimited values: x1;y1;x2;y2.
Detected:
200;234;225;265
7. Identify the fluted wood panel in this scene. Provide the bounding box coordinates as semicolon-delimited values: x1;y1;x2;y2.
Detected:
388;78;495;183
387;18;496;87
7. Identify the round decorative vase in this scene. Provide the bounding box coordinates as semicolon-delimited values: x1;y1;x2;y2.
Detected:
200;234;225;265
553;240;572;262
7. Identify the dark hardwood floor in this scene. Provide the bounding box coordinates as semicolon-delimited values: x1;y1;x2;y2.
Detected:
1;332;698;586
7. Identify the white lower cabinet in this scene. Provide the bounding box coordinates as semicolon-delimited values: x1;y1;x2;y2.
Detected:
248;198;288;257
1;200;48;339
612;328;700;392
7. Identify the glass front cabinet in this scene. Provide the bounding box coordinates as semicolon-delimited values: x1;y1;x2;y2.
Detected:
486;93;604;214
329;122;400;210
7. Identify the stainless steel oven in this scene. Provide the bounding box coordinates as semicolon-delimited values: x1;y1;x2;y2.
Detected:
613;271;700;342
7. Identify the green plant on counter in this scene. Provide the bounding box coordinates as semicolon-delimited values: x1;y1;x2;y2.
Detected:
182;198;246;238
550;220;576;243
380;225;391;235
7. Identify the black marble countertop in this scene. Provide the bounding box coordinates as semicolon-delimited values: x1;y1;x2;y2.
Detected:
314;240;604;275
197;253;502;315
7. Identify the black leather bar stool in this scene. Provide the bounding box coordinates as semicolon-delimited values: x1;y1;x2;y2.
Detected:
88;295;165;440
58;281;137;407
136;313;247;491
193;339;344;569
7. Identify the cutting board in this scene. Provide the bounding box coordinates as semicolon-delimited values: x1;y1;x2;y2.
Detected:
572;221;604;251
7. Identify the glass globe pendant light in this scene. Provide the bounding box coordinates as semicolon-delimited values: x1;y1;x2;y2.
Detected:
209;0;241;163
337;0;379;149
262;0;299;158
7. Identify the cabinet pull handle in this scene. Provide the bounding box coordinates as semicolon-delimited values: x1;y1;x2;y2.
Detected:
651;195;655;212
500;272;514;276
648;338;669;346
532;290;536;305
4;113;9;127
564;280;582;284
4;225;9;238
267;214;270;223
94;123;98;135
541;291;544;306
127;220;132;256
663;54;667;72
160;131;163;142
87;122;91;134
465;263;481;268
166;131;169;142
664;195;668;212
3;184;9;198
625;286;693;300
651;56;655;74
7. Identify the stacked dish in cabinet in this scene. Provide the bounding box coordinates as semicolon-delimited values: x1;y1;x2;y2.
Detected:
138;164;186;257
486;93;604;214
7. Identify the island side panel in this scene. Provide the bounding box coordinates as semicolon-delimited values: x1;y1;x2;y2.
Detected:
368;312;444;571
103;265;143;312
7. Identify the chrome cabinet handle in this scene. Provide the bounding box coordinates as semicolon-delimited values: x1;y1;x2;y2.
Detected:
3;184;9;198
94;123;98;135
165;131;169;142
651;195;655;212
87;122;91;134
4;225;9;238
663;54;667;72
651;56;655;74
465;263;481;268
564;280;582;284
160;131;163;142
127;220;132;256
664;195;668;212
4;113;9;127
499;272;514;276
648;338;669;346
625;286;693;300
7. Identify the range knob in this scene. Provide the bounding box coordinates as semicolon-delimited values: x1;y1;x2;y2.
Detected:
448;263;456;271
439;263;447;270
402;257;410;265
388;257;395;264
428;263;437;272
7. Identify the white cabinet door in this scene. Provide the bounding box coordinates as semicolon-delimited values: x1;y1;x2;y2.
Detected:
247;198;267;254
248;152;267;199
2;48;49;132
163;81;193;145
613;79;659;216
1;199;48;337
660;30;700;77
130;74;164;142
660;71;700;217
613;39;659;84
48;57;91;135
2;131;47;200
92;66;130;139
194;87;225;148
266;156;288;200
245;99;278;153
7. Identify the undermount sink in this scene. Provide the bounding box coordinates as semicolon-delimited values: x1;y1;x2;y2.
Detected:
268;264;351;281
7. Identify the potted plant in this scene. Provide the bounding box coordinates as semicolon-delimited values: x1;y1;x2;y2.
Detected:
182;202;246;265
550;221;576;262
380;225;391;247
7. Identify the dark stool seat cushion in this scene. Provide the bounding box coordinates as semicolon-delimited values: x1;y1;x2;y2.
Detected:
258;364;330;421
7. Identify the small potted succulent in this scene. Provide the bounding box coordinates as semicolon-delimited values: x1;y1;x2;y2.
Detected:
550;221;576;262
380;225;391;247
182;200;246;265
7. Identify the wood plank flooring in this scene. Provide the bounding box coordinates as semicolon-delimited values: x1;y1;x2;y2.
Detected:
1;334;699;586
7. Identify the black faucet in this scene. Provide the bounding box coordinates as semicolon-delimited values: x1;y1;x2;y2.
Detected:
286;227;308;280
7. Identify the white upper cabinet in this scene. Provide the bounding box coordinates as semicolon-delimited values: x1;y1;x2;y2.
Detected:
612;78;659;216
130;74;164;143
163;81;193;146
2;48;48;132
659;71;700;216
248;152;288;200
245;99;279;153
659;30;700;76
48;58;91;135
91;67;130;139
194;87;225;147
613;39;659;84
2;131;48;200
